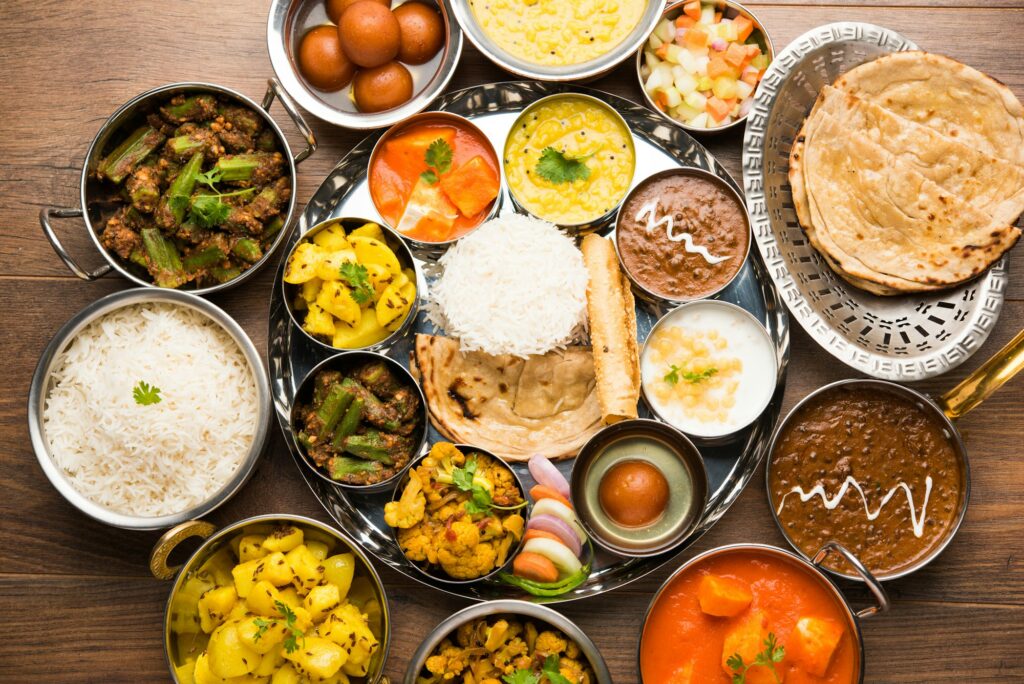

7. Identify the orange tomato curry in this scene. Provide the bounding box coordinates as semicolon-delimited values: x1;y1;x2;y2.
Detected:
641;549;859;684
369;121;500;243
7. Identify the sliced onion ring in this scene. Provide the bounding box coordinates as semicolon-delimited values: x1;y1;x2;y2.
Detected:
528;454;570;499
527;514;582;557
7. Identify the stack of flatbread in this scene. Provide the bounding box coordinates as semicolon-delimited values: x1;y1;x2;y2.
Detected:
789;51;1024;295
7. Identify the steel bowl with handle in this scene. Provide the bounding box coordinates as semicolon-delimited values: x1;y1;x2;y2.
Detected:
404;600;612;683
150;514;392;684
766;328;1024;582
40;79;316;295
638;542;889;683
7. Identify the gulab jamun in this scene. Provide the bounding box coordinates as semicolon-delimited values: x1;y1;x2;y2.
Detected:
325;0;390;24
393;2;445;65
297;25;356;91
598;460;670;528
338;1;401;68
352;61;413;112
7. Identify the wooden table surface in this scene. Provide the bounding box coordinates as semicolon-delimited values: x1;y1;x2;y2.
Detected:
2;1;1023;681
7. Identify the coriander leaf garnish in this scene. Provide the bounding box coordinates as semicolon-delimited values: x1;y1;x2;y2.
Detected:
132;381;162;405
275;600;305;654
664;364;681;385
535;147;591;184
195;167;224;191
542;655;573;684
452;456;492;515
664;365;718;385
502;669;540;684
728;633;785;684
420;138;453;185
251;617;271;643
338;262;375;304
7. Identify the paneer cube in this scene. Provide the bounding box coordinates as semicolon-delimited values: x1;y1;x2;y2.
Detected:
198;586;238;634
439;155;499;217
698;574;753;617
788;616;845;677
721;611;780;684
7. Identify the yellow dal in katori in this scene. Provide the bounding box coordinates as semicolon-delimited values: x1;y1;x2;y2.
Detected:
469;0;646;66
504;95;635;225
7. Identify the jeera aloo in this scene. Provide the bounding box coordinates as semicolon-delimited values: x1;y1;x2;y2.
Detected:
96;92;290;288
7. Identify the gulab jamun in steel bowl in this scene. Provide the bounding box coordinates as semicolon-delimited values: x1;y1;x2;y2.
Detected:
570;419;709;557
268;0;463;129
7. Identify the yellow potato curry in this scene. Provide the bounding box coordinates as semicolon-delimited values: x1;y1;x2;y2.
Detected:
385;442;525;581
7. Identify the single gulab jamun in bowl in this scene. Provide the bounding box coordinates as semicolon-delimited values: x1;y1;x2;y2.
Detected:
570;419;709;557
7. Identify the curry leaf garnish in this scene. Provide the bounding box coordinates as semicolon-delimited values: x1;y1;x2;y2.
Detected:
420;138;453;184
535;147;591;184
664;365;718;385
338;262;375;304
132;380;162;405
727;633;785;684
275;600;305;654
542;655;573;684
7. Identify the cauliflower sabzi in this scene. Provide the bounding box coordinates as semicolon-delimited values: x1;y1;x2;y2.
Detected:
417;616;596;684
385;442;526;581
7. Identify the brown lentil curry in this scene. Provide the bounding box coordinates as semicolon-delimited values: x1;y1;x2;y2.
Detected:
617;171;748;300
769;385;964;577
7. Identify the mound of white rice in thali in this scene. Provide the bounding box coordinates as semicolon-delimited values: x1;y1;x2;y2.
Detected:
427;214;589;357
42;303;258;517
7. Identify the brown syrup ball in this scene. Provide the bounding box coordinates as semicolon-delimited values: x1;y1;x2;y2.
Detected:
338;1;401;68
352;61;414;112
325;0;390;24
598;459;670;528
393;2;445;65
297;25;356;91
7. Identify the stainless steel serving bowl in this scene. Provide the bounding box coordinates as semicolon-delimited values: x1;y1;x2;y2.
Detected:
638;543;889;683
635;0;774;135
280;216;421;353
150;514;391;684
27;288;272;530
388;445;529;585
451;0;662;82
267;0;463;129
288;351;429;493
40;80;315;295
404;600;612;683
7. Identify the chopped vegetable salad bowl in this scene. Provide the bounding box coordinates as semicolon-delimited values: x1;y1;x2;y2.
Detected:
40;79;316;295
152;514;391;684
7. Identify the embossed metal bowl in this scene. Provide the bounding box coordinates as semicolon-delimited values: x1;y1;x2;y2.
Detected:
741;22;1007;381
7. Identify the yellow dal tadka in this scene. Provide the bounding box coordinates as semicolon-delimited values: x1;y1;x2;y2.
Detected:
469;0;645;66
505;96;635;225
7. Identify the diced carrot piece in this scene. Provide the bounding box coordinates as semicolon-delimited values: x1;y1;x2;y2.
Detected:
698;574;753;617
724;42;748;68
734;15;754;41
439;155;499;218
513;552;560;583
654;90;669;110
675;15;696;29
714;11;722;22
707;56;732;79
741;69;759;86
684;27;708;49
530;484;572;508
524;529;565;545
788;617;845;677
747;44;762;57
707;96;732;122
683;1;701;20
656;42;671;59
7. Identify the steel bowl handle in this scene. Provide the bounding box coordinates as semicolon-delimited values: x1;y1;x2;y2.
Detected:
39;206;112;281
263;78;317;165
813;541;890;619
149;520;217;580
936;328;1024;420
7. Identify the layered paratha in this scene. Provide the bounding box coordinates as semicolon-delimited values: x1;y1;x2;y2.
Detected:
412;334;603;461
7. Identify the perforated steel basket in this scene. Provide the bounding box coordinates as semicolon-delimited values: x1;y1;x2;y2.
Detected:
742;22;1009;381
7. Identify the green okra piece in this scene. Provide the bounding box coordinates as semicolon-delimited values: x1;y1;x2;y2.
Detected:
214;154;261;182
232;238;263;264
100;126;165;184
316;385;354;440
161;94;217;123
168;134;205;157
141;228;186;288
330;456;382;480
342;431;394;466
166;152;205;224
128;248;148;268
210;266;242;283
297;431;314;450
262;216;285;242
332;397;364;449
183;246;226;273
